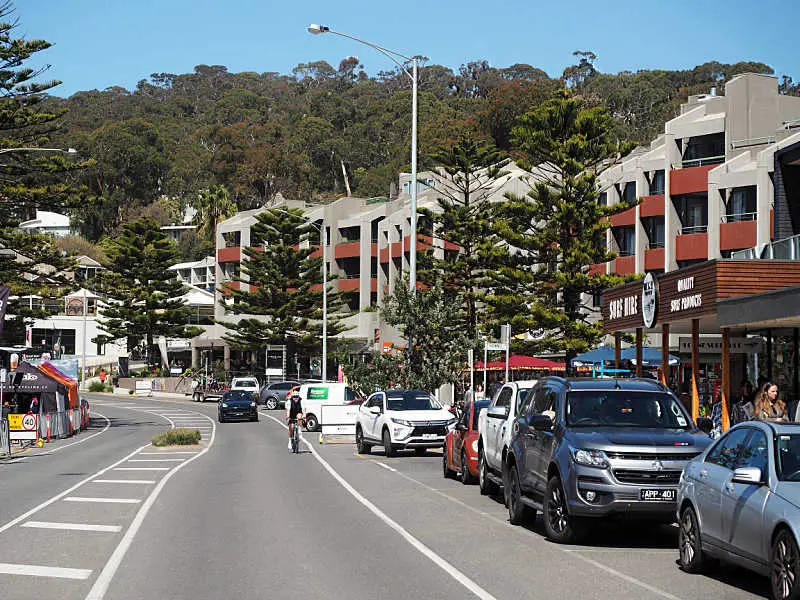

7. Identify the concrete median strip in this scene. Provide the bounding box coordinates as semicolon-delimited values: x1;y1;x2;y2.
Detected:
0;562;92;580
22;521;122;533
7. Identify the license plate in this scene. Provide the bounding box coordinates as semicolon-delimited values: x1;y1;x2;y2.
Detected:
422;433;438;440
640;488;676;501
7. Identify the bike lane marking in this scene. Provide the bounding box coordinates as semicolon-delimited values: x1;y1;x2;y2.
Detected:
264;415;498;600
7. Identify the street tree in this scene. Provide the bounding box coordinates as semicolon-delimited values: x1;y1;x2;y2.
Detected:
95;217;200;362
488;89;635;368
220;207;349;366
419;134;512;342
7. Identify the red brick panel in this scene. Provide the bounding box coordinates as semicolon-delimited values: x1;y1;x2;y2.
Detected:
338;279;360;292
615;256;635;275
217;247;240;263
720;220;757;252
675;232;708;261
334;241;361;259
589;263;607;276
609;207;636;227
644;248;664;271
670;165;715;196
639;195;665;217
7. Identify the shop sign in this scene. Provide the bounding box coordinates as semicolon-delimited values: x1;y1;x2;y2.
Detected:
678;337;764;354
607;293;639;321
669;276;703;314
642;273;658;328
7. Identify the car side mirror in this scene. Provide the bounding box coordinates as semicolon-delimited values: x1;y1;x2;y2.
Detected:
732;467;763;485
369;405;381;415
456;422;468;432
487;405;509;419
696;417;713;435
529;414;553;431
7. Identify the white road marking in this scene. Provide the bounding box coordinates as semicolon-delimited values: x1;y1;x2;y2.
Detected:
114;467;170;471
0;562;92;580
92;479;156;485
84;415;216;600
138;451;198;455
65;497;141;504
372;460;397;473
23;521;122;533
46;412;111;454
127;459;185;462
265;415;497;600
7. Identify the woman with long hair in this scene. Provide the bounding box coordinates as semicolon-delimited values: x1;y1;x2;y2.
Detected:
754;381;787;423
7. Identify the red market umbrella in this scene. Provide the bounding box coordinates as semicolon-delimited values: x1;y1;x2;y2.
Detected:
472;354;565;372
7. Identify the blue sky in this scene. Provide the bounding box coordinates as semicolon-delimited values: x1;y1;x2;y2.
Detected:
18;0;800;98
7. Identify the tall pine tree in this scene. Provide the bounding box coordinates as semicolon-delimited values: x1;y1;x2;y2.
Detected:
488;90;635;367
95;217;200;362
220;207;349;367
419;134;512;336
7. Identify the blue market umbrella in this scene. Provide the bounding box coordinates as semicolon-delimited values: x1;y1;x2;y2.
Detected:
621;346;680;366
571;345;616;367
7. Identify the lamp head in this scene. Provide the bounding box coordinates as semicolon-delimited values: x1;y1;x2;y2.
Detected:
66;148;77;154
307;24;329;35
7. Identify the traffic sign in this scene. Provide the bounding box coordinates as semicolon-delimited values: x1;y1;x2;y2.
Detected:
485;342;506;351
22;413;37;431
0;367;6;383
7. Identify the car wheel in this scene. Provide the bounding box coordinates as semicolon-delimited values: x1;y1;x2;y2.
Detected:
478;448;497;495
265;397;278;410
383;429;396;457
355;427;371;454
460;450;474;485
772;529;800;600
305;414;318;432
218;414;225;423
678;505;708;573
544;476;583;544
443;449;454;479
507;464;530;525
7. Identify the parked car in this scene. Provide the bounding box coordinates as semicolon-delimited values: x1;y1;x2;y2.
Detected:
504;376;712;543
444;399;491;484
260;380;302;409
355;389;457;457
218;390;259;423
230;377;260;393
298;382;362;431
678;421;800;600
476;380;538;496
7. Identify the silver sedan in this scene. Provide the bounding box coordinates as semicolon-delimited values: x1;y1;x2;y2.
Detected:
677;420;800;599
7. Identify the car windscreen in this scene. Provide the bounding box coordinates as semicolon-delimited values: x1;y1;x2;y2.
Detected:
235;381;257;388
472;401;491;430
776;435;800;481
566;390;691;429
225;391;253;402
386;392;441;411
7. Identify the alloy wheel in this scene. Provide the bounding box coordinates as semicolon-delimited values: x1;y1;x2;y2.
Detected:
772;531;799;600
679;509;697;567
547;481;567;534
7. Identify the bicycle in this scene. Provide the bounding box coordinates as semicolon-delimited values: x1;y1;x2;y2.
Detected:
288;417;303;453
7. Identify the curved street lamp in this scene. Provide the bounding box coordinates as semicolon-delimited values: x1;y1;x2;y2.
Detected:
307;23;419;292
0;147;77;155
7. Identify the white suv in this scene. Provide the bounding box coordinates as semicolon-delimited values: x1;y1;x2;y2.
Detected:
230;377;260;395
355;389;456;457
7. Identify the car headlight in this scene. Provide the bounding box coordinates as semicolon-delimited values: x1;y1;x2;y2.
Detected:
221;403;228;408
391;418;413;427
570;447;610;469
250;401;256;407
471;440;479;453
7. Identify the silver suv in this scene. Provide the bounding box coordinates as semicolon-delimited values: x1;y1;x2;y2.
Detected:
505;377;713;543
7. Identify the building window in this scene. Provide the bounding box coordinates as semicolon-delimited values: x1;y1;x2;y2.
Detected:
642;217;665;249
613;226;635;256
598;191;608;206
32;328;76;355
650;170;665;195
682;133;725;167
622;182;636;203
222;231;241;248
725;186;757;222
674;194;708;234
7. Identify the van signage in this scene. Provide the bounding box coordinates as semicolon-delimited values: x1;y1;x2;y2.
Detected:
307;387;329;400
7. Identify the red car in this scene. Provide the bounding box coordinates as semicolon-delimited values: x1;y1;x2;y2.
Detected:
443;399;491;484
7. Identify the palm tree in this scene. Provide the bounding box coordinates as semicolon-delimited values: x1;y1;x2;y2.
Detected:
193;185;237;242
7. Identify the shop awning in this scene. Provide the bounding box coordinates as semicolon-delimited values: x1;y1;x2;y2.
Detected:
571;346;616;367
473;354;566;371
621;346;680;366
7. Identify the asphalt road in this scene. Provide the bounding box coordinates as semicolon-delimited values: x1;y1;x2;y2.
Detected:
0;395;771;600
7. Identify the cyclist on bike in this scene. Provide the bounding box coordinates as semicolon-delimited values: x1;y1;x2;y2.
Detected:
286;392;304;451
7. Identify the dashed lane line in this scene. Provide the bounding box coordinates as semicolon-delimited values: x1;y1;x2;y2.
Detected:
92;480;155;485
22;522;122;533
65;497;141;504
127;459;185;462
113;467;170;471
0;562;92;580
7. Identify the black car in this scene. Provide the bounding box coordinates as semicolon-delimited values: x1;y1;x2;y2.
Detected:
504;376;712;543
218;390;259;423
260;381;302;409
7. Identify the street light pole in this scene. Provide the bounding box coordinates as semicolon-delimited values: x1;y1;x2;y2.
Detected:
0;147;77;155
307;24;418;292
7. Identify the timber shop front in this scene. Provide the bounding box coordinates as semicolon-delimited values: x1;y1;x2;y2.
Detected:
601;259;800;433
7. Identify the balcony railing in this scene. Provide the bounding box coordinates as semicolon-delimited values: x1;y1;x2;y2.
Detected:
679;225;708;235
648;241;665;249
678;156;725;169
721;212;756;223
731;233;800;260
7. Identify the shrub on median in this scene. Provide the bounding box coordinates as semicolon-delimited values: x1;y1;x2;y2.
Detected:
151;428;201;446
88;381;112;393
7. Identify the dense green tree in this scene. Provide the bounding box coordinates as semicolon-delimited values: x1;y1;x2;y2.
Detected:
94;217;200;361
419;134;511;337
192;184;236;243
488;90;635;368
220;207;349;360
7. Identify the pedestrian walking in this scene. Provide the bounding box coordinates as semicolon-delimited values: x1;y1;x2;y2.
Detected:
474;383;485;401
731;380;754;424
29;396;39;415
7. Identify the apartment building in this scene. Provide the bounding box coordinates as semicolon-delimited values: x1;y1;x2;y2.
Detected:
168;256;215;290
202;165;534;371
595;73;800;276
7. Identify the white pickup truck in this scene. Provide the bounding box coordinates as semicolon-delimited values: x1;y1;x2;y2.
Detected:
476;380;538;496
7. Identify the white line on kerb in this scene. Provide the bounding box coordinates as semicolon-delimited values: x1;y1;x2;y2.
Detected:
264;415;497;600
23;521;122;533
92;479;155;485
65;497;141;504
0;562;92;580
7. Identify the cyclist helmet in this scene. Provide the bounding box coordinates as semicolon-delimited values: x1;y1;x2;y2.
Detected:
290;393;302;401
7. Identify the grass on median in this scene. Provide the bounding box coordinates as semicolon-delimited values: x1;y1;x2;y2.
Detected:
151;428;201;447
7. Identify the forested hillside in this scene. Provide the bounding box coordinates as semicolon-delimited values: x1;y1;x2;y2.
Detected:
43;54;794;243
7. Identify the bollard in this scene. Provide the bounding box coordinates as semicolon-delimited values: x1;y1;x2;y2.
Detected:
46;413;51;443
